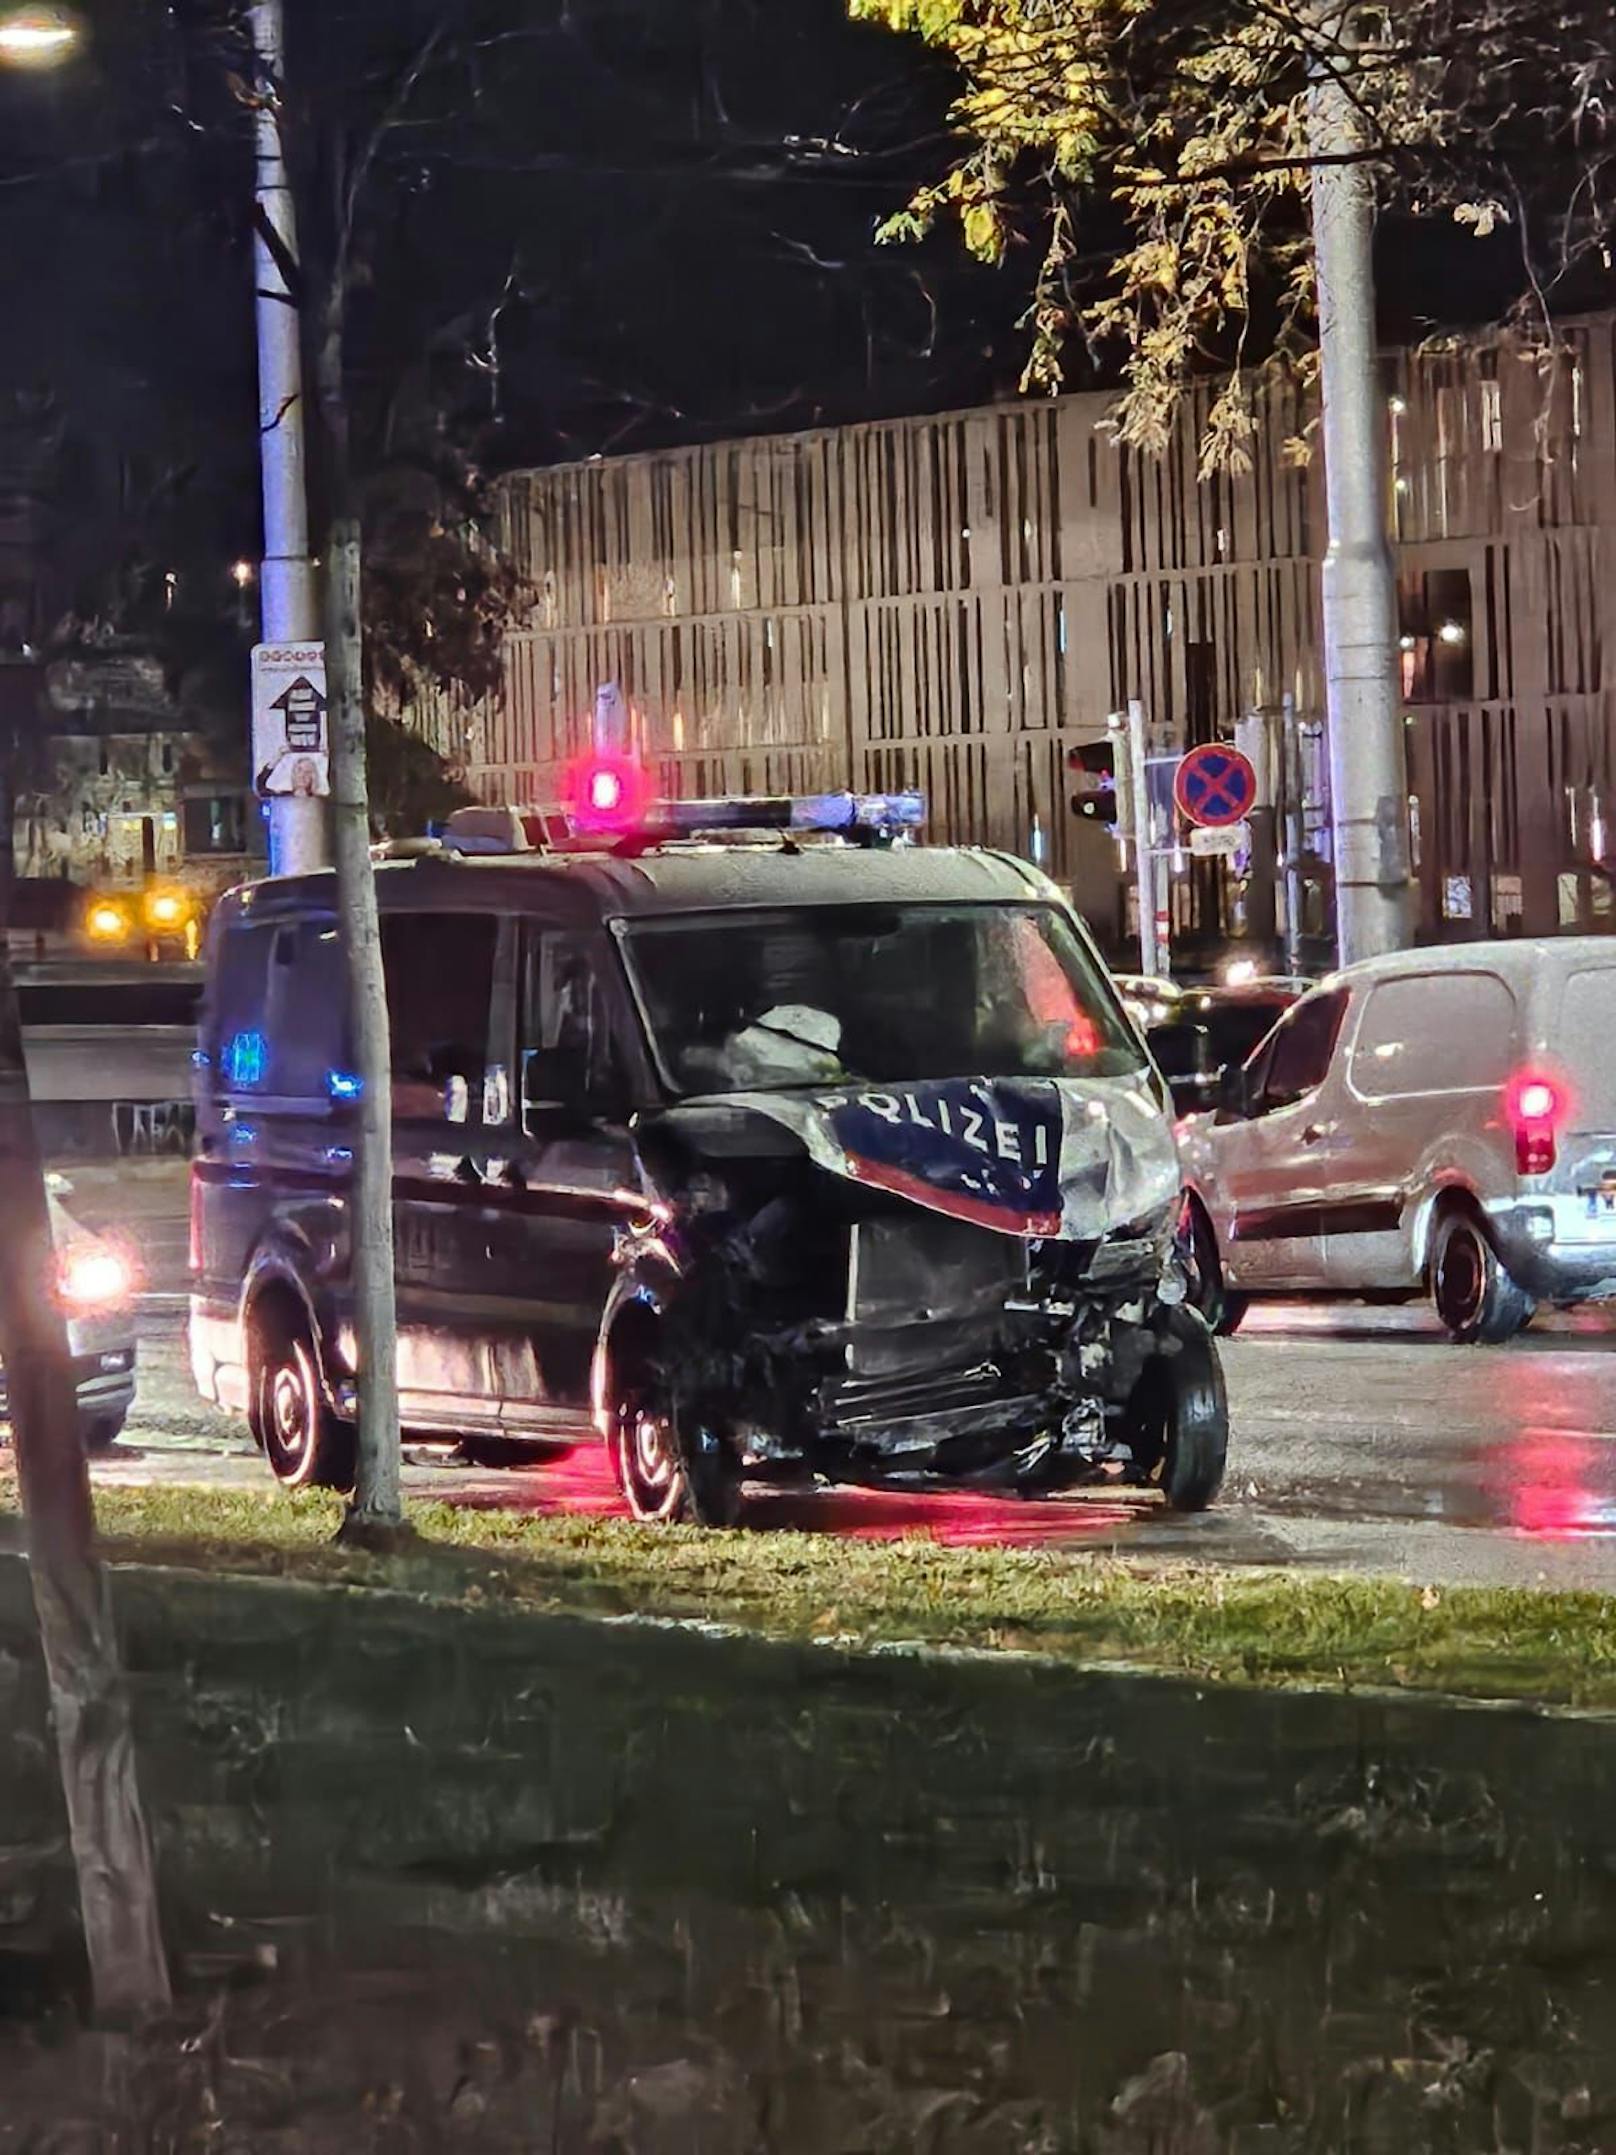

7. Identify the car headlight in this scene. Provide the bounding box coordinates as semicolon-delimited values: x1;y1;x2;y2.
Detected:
57;1241;135;1311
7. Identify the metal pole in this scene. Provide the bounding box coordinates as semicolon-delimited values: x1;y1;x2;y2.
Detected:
1126;697;1160;977
1281;692;1307;974
1307;9;1413;963
1236;708;1278;960
251;0;328;878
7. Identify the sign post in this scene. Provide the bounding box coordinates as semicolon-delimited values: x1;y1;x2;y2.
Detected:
1125;699;1161;978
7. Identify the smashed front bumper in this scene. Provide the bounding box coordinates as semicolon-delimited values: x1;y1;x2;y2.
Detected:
726;1209;1177;1480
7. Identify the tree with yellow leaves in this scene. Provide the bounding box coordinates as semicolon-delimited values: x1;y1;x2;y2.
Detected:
851;0;1615;472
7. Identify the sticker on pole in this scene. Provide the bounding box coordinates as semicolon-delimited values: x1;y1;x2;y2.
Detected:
1189;821;1248;858
1174;742;1257;829
252;642;329;799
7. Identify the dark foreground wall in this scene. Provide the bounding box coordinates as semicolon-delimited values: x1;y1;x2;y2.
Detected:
2;1556;1615;2151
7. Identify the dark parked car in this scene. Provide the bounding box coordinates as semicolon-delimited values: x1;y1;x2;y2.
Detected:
1148;982;1303;1117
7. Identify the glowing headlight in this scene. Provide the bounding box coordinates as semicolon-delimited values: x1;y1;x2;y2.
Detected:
57;1242;134;1310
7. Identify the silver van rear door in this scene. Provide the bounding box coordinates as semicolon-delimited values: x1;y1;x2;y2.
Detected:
1551;964;1616;1241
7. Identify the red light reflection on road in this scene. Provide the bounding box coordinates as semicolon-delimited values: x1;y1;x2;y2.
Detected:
431;1442;1152;1546
1499;1432;1605;1541
749;1486;1148;1547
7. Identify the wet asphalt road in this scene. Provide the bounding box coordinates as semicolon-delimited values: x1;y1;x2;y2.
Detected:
72;1163;1616;1592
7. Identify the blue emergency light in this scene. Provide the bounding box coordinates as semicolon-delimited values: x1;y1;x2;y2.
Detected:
646;790;926;839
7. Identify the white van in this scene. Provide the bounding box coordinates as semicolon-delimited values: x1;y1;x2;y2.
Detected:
1177;938;1616;1342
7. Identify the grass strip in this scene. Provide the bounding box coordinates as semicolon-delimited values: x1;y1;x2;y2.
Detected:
3;1471;1614;1709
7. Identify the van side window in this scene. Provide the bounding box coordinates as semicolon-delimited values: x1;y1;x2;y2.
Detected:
382;913;499;1125
208;919;348;1100
208;923;275;1087
269;924;347;1099
1351;973;1515;1099
523;929;621;1111
1256;989;1345;1113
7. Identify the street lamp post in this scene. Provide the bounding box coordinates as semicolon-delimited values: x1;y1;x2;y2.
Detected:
1307;6;1416;965
249;0;328;877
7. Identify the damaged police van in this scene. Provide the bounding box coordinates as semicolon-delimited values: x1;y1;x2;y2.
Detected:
190;791;1228;1523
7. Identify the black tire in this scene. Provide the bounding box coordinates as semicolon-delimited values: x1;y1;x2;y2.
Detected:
252;1311;355;1490
1178;1196;1250;1338
1430;1207;1535;1345
611;1377;741;1527
1124;1308;1230;1512
80;1412;126;1454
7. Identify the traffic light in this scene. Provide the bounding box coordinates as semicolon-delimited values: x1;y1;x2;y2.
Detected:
1068;740;1119;825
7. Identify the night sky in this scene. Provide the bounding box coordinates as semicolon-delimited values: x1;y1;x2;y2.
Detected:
0;0;1605;650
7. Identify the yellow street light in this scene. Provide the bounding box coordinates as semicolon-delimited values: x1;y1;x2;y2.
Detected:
0;6;79;66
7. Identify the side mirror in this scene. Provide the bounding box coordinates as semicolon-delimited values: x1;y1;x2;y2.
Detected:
1217;1062;1251;1120
522;1043;589;1124
521;1046;629;1133
1147;1020;1213;1083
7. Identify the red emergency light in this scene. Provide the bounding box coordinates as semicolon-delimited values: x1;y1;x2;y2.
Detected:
562;750;651;833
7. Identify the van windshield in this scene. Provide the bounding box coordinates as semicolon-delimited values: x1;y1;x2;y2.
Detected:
621;903;1144;1095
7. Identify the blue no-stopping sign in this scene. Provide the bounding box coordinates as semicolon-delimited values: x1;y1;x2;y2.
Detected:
1174;743;1257;829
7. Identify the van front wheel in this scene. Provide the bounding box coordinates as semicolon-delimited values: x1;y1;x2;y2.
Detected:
1430;1209;1535;1345
1178;1197;1249;1337
253;1314;355;1490
611;1380;741;1528
1124;1309;1230;1512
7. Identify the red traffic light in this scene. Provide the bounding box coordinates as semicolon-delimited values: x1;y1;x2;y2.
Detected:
562;750;650;832
1067;741;1118;825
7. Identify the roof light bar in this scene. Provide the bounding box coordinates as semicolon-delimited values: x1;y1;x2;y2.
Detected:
439;791;926;855
643;790;926;839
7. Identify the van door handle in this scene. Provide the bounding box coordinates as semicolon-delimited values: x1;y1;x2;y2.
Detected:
1301;1123;1330;1145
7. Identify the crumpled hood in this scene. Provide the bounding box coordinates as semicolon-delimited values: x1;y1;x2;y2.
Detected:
694;1075;1178;1240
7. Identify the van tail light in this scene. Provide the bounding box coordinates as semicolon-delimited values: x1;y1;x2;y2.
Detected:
1505;1068;1569;1176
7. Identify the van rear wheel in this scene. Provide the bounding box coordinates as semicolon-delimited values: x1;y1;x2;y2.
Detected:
253;1313;355;1491
1430;1209;1535;1345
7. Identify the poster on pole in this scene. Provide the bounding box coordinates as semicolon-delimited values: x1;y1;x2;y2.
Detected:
252;642;329;798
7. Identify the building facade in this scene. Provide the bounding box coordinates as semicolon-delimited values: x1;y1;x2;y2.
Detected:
404;314;1616;950
19;646;256;898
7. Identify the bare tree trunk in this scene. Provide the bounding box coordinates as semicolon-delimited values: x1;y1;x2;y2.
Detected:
0;698;169;2020
313;217;405;1540
324;520;405;1539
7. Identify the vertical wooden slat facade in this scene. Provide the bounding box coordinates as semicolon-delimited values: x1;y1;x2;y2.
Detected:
405;314;1616;944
